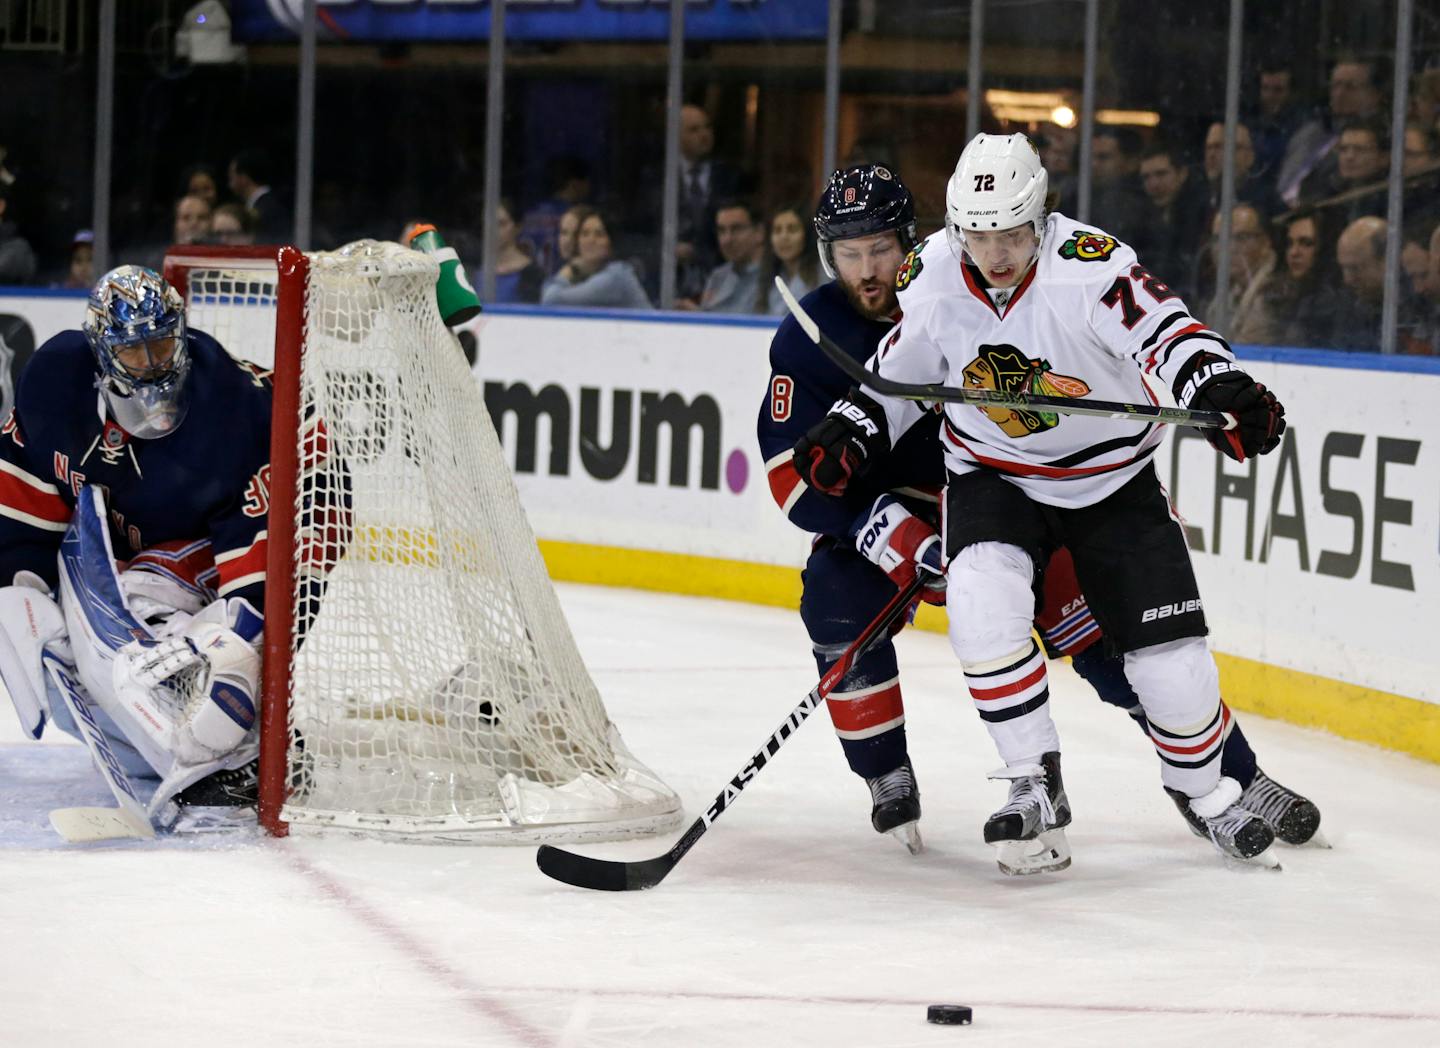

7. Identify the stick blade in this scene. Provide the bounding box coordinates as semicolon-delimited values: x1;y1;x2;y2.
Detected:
536;845;674;892
49;806;155;843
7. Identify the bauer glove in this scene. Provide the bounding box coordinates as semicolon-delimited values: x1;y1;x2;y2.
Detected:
1175;352;1285;462
792;389;890;496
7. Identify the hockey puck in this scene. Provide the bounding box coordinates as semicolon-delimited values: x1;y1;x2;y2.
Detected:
926;1004;972;1025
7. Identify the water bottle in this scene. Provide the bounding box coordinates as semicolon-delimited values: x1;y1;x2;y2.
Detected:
406;223;482;326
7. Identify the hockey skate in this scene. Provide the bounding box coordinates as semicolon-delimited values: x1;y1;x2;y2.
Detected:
175;758;259;808
1166;778;1280;869
983;751;1071;875
866;757;923;855
1240;768;1328;847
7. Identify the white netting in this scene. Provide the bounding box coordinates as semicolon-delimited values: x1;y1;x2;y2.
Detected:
172;241;683;842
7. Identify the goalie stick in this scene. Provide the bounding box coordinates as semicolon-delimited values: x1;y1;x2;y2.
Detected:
536;572;931;891
43;654;156;843
773;276;1237;432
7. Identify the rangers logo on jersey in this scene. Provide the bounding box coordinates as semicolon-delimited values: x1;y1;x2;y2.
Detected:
961;343;1091;437
895;244;926;291
1058;230;1118;263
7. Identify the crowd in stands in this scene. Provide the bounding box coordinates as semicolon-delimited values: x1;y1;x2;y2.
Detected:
2;57;1439;354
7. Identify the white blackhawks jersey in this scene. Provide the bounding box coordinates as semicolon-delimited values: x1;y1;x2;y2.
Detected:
873;211;1233;508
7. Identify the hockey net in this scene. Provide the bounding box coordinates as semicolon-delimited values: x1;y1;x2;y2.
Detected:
162;242;683;842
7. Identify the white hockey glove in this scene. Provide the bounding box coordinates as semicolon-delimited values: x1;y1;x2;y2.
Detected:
854;495;947;604
0;571;71;739
116;598;263;766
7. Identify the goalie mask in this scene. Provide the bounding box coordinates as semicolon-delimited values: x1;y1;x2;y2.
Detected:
813;164;919;279
945;133;1049;264
83;265;192;439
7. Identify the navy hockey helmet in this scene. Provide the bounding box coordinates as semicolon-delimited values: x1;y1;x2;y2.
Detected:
813;164;919;279
83;265;192;439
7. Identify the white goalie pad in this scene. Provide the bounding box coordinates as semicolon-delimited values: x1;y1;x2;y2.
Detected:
56;486;261;792
0;572;68;739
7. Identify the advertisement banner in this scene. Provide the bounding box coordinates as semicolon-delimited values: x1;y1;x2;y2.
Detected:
473;309;810;568
235;0;829;43
3;287;1437;713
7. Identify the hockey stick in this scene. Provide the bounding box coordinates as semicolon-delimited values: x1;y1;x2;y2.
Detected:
43;654;156;843
774;277;1236;432
536;572;931;891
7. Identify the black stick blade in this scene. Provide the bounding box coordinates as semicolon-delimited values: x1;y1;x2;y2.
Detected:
536;844;676;891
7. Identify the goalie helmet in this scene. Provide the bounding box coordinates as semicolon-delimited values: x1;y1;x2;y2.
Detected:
83;266;192;439
945;133;1049;257
813;164;919;279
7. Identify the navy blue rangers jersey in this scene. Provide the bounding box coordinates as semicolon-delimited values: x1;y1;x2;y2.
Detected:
757;280;943;539
0;328;273;609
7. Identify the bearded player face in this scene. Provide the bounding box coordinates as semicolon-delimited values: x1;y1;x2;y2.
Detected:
831;231;905;320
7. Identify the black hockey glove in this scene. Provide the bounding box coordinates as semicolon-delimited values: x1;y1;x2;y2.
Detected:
792;390;890;496
1174;352;1286;463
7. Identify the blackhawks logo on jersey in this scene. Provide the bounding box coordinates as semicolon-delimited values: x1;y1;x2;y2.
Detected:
895;240;927;291
962;344;1091;438
1058;230;1118;263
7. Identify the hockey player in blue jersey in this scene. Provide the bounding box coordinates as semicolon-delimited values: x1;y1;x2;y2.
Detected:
763;165;1321;870
0;265;276;827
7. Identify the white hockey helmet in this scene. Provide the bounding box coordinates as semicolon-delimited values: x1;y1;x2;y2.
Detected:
944;133;1049;257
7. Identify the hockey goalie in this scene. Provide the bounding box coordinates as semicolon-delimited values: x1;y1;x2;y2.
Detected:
0;265;273;834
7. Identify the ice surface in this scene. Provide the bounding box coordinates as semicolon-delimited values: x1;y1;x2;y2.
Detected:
2;583;1437;1047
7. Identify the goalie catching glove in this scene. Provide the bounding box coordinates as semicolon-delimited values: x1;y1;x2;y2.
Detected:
116;598;263;766
854;495;947;604
1174;352;1285;462
792;389;890;496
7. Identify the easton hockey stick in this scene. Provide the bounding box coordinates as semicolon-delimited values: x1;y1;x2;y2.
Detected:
536;572;931;891
774;276;1237;432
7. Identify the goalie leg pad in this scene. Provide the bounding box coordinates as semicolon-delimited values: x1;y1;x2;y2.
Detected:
0;577;69;739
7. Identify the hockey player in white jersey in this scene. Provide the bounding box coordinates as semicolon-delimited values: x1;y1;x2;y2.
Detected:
796;133;1295;871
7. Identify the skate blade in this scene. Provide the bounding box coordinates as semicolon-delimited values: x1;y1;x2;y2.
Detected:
888;822;924;855
1249;847;1282;870
994;828;1071;876
1293;827;1332;849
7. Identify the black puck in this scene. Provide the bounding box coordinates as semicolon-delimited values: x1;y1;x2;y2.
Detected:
926;1004;972;1025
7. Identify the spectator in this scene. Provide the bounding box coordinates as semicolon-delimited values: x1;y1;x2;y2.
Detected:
57;230;94;289
1298;119;1388;221
1274;209;1340;343
1035;125;1079;211
1250;63;1305;179
1202;121;1286;224
488;199;545;305
672;105;744;301
1306;216;1390;351
1207;203;1287;345
755;203;821;316
1404;122;1438;176
1418;223;1440;353
173;194;212;246
210;203;256;246
179;163;221;211
0;183;37;285
540;208;651;310
520;155;593;275
1401;219;1433;300
695;199;764;314
553;204;586;276
1132;141;1209;299
227;148;289;241
1089;127;1147;243
1403;123;1440;238
1277;56;1387;205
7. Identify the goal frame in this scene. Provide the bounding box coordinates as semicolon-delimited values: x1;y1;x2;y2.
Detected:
166;243;303;836
164;243;682;844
